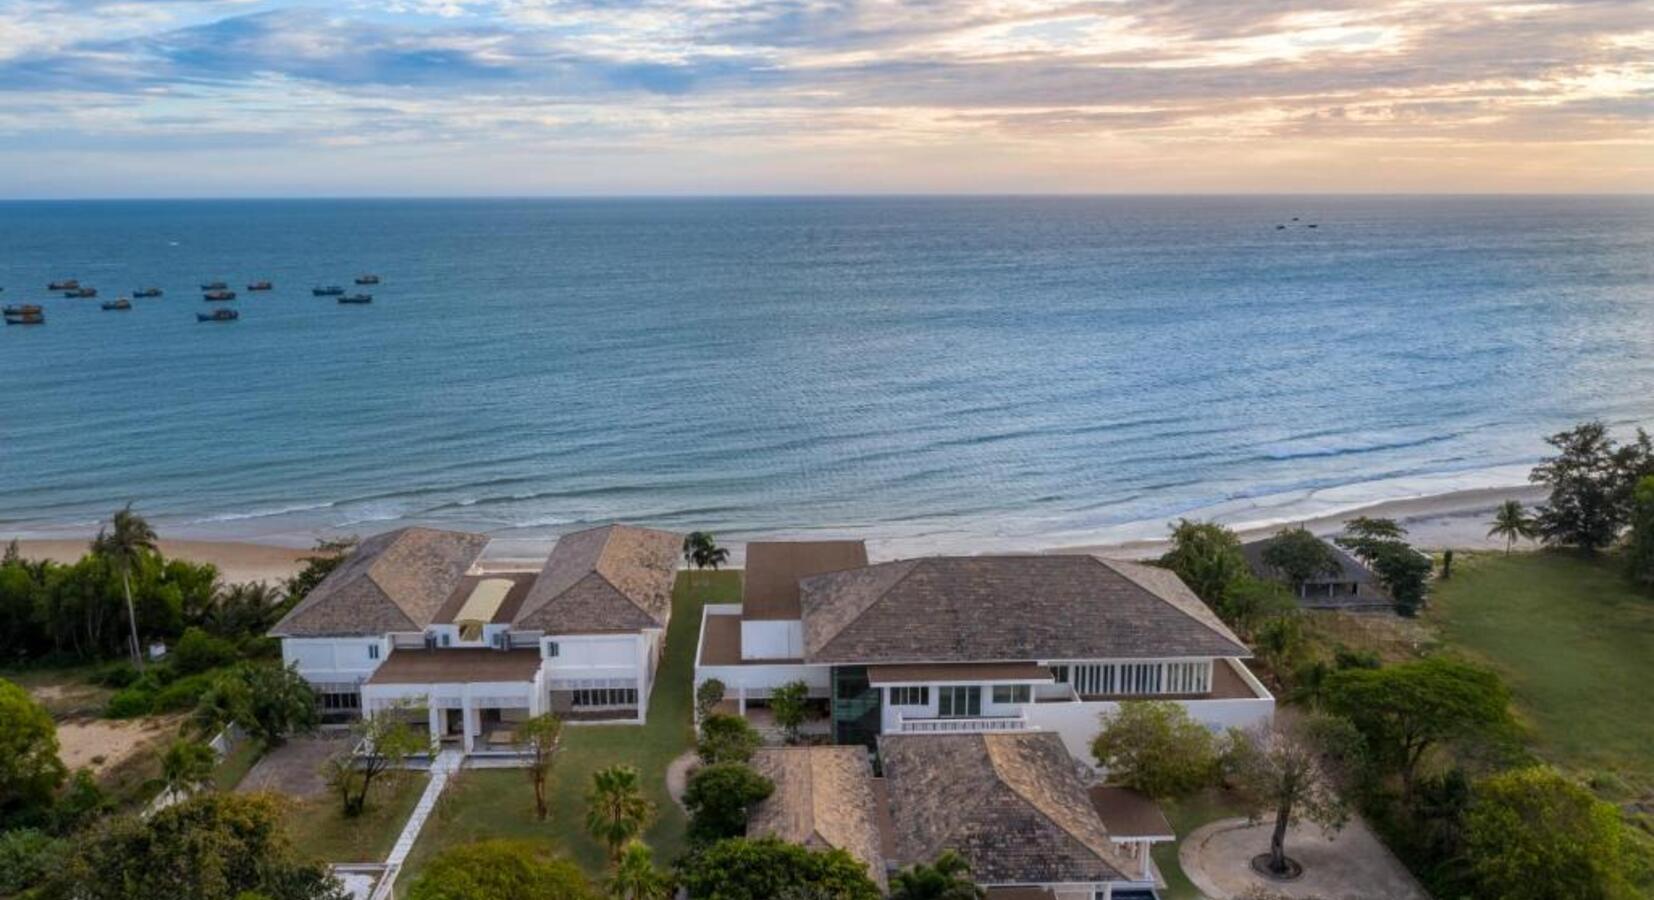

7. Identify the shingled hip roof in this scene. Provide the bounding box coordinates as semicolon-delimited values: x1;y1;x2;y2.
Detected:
879;732;1132;885
750;746;887;890
511;524;683;633
800;555;1247;664
271;527;490;637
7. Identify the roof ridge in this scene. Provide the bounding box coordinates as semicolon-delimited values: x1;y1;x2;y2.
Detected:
813;558;924;659
983;735;1129;876
1089;556;1248;655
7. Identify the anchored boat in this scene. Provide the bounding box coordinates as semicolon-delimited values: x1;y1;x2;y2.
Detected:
133;287;163;298
355;274;380;285
197;308;239;322
47;279;79;291
203;289;237;301
247;281;273;291
200;280;228;291
65;287;98;298
339;294;373;304
312;285;345;296
101;298;133;311
4;304;45;325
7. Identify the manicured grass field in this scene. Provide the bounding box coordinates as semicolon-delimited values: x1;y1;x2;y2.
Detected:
284;770;430;864
1429;551;1654;791
1154;788;1252;900
398;570;738;887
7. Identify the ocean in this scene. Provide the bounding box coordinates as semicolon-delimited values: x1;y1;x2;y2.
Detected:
2;196;1651;557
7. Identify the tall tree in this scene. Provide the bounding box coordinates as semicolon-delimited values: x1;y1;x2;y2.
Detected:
1464;767;1628;900
92;503;158;667
0;678;68;827
1530;422;1627;553
683;762;773;844
514;713;563;821
890;850;985;900
195;663;318;747
1487;500;1538;555
326;707;432;817
1157;519;1249;608
681;532;729;595
606;841;674;900
1223;716;1362;878
1260;528;1342;594
1090;701;1219;800
586;766;655;863
282;538;358;607
1627;476;1654;591
1335;519;1432;616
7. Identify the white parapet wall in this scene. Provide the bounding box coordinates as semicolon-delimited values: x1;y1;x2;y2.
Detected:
694;605;830;704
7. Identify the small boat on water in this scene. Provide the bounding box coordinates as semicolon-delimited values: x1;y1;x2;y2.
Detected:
4;304;45;325
101;298;132;311
247;281;273;291
201;280;228;291
312;285;345;296
133;287;163;298
47;279;79;291
339;294;373;304
203;289;237;301
197;308;239;323
66;287;98;298
355;274;381;285
1307;223;1319;229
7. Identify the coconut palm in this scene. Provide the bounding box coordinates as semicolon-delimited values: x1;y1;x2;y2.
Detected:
605;840;673;900
1488;500;1537;555
681;532;729;596
586;765;655;863
92;503;158;667
890;850;984;900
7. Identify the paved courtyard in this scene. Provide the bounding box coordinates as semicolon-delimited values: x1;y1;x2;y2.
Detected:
1180;815;1429;900
239;733;351;798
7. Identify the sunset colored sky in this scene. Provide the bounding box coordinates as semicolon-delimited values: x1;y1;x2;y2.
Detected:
2;0;1650;196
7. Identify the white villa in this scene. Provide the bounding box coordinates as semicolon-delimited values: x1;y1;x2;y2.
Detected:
694;541;1274;762
270;523;681;752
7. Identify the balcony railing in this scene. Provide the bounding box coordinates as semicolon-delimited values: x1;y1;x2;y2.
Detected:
897;713;1030;734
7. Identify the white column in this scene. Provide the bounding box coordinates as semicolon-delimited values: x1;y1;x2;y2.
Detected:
462;687;476;754
634;635;649;724
427;702;442;745
738;685;747;714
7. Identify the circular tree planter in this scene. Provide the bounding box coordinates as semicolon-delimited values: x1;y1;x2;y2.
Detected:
1250;853;1305;881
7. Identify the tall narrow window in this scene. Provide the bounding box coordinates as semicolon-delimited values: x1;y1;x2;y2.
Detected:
938;686;981;718
367;644;380;660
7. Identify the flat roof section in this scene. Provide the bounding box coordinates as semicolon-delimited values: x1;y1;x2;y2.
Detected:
744;540;869;621
365;648;542;685
1087;786;1175;841
699;612;803;666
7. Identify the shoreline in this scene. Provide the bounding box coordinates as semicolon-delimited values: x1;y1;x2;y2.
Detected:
5;483;1547;580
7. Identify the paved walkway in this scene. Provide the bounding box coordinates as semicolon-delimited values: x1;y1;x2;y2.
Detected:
370;749;464;899
1180;815;1429;900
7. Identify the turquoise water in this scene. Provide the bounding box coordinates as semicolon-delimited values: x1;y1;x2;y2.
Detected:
2;196;1651;554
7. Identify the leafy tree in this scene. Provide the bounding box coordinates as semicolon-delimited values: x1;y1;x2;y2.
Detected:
1530;422;1631;553
1488;500;1538;555
196;663;317;747
1090;701;1218;800
0;827;66;896
1335;519;1432;615
606;840;674;900
698;712;761;765
889;850;984;900
514;712;563;821
50;768;113;833
45;792;347;900
405;840;596;900
769;680;810;744
1464;767;1628;900
160;738;218;797
173;626;240;675
1324;657;1516;796
586;765;655;863
1627;475;1654;591
1220;577;1298;640
1253;613;1310;687
1223;716;1362;878
91;503;159;667
676;836;881;900
1260;528;1342;594
0;678;68;826
695;679;726;722
327;708;432;817
683;762;774;843
281;538;357;607
1157;519;1249;607
1342;516;1405;540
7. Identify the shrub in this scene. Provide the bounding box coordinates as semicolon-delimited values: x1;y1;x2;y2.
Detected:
172;627;239;676
0;828;66;895
91;661;141;688
697;713;761;765
1464;766;1629;900
684;762;774;843
408;839;595;900
1090;701;1218;800
676;836;881;900
104;687;156;719
694;679;725;722
152;673;218;712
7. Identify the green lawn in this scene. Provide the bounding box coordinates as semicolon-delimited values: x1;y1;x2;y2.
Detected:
1429;551;1654;792
286;770;430;864
399;570;739;887
1153;788;1253;900
214;738;264;791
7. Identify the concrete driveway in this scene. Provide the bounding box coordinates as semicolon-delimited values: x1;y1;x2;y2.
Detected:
1180;814;1429;900
239;733;351;799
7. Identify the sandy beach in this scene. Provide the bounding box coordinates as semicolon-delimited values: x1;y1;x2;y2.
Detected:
8;539;312;585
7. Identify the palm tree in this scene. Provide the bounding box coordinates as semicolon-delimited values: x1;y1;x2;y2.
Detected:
586;765;655;863
1488;500;1537;555
681;532;729;595
606;840;673;900
890;850;984;900
93;503;158;667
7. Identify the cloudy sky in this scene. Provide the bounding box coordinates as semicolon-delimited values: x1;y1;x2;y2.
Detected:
1;0;1650;196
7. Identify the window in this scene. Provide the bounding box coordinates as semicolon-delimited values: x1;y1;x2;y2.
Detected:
992;684;1031;704
438;632;452;648
1051;665;1070;683
888;686;928;706
318;691;360;712
1120;662;1163;695
546;641;560;658
1070;664;1116;696
367;644;380;660
571;687;637;708
937;686;981;718
1166;661;1211;694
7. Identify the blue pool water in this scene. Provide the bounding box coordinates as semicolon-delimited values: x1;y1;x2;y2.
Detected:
2;196;1651;554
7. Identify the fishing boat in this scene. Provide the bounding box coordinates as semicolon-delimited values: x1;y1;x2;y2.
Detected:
312;285;345;296
66;287;98;298
101;298;132;311
133;287;163;298
201;280;228;291
203;289;237;301
4;304;45;325
355;274;380;285
247;281;273;291
197;308;239;323
339;294;373;304
47;279;79;291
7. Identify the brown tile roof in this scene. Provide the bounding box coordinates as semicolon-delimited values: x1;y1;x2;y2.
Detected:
751;747;887;890
1087;786;1174;840
879;732;1131;885
513;525;682;634
867;663;1054;685
984;889;1055;900
271;528;489;637
802;555;1248;664
364;648;542;685
744;540;869;621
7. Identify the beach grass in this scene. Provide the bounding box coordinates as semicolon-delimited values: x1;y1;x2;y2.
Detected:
282;770;430;865
1154;787;1253;899
1428;551;1654;791
397;570;737;888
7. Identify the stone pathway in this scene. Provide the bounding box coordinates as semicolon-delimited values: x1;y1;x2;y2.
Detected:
373;749;464;899
665;749;697;812
1180;815;1429;900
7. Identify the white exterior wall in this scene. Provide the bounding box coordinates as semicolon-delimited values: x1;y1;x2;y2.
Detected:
543;633;642;677
282;637;388;687
739;619;803;660
1025;694;1274;763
